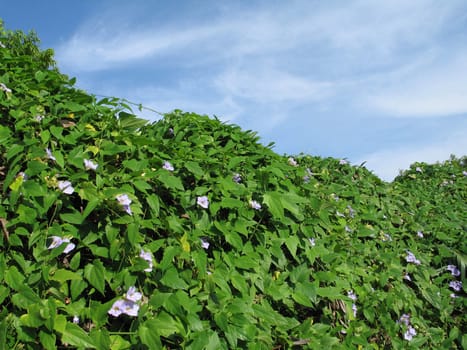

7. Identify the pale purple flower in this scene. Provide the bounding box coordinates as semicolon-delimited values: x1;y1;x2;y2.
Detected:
125;286;142;302
116;194;132;215
47;236;75;254
347;290;357;301
249;200;262;210
58;180;74;195
463;171;467;176
351;303;358;317
405;251;421;265
232;173;242;183
0;41;5;48
446;265;461;277
331;194;339;201
303;175;311;183
72;316;79;324
0;83;11;93
108;299;139;317
416;231;424;238
415;167;422;173
308;238;316;247
339;159;348;165
139;249;153;272
200;238;210;250
162;161;174;171
404;326;417;341
84;159;98;171
450;293;458;298
288;157;298;167
449;280;462;292
197;196;209;209
398;314;410;326
35;115;44;122
45;148;56;161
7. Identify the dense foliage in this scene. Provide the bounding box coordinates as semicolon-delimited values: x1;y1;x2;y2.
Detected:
0;22;465;349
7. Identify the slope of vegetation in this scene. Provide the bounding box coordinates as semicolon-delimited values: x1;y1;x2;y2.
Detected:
0;22;465;349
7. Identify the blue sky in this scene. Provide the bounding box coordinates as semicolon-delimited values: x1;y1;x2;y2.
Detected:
3;0;467;180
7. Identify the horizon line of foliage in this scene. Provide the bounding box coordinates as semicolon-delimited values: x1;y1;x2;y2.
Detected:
0;20;466;349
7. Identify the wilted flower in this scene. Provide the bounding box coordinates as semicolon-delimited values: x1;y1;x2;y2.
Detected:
162;161;174;171
398;314;410;326
449;280;462;292
405;251;421;265
249;200;262;210
232;173;242;183
139;249;153;272
45;148;56;161
381;233;392;242
345;226;353;233
0;41;5;48
351;303;358;317
200;238;210;250
336;211;345;218
347;205;356;218
0;82;11;93
288;157;298;167
446;265;461;277
331;193;339;201
197;196;209;209
47;236;75;254
116;194;132;215
84;159;98;171
58;180;74;195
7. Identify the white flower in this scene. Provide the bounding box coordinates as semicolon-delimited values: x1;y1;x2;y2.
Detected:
162;161;174;171
416;231;424;238
0;41;5;48
308;238;316;247
200;238;210;250
45;148;56;161
139;249;153;272
288;157;298;167
35;115;44;122
0;82;11;93
72;315;79;324
232;173;242;183
403;273;412;281
84;159;98;171
415;167;422;173
197;196;209;209
58;180;74;195
249;200;262;210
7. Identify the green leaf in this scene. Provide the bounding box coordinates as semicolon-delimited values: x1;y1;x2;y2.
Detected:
49;269;82;282
158;171;184;190
139;324;162;349
39;330;56;350
160;267;188;289
263;192;284;219
61;322;96;349
84;260;106;294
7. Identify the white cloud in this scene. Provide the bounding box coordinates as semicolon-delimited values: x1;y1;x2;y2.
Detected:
358;132;467;181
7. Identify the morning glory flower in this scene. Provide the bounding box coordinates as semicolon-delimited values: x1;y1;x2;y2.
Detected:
84;159;98;171
200;238;210;250
72;316;79;324
35;115;44;122
116;194;132;215
47;236;75;254
0;82;11;93
139;249;153;272
405;251;421;265
249;200;262;210
404;326;417;341
232;173;242;183
463;170;467;176
398;314;410;326
197;196;209;209
449;280;462;292
288;157;298;167
339;159;348;165
58;180;74;195
45;148;56;161
162;161;174;171
347;290;357;301
416;231;424;238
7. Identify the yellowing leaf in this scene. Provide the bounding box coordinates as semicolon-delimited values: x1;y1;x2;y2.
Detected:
9;174;24;191
85;123;96;132
180;233;191;252
86;146;100;155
